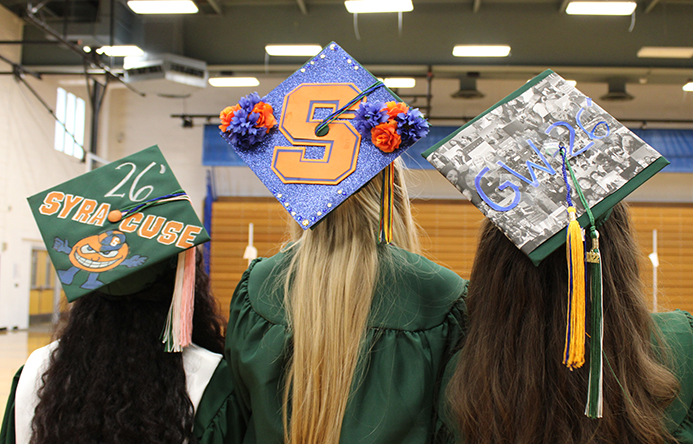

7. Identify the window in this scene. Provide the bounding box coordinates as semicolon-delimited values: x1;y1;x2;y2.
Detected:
54;87;86;160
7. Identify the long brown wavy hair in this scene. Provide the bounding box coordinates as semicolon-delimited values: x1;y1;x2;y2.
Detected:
30;249;225;444
447;202;679;444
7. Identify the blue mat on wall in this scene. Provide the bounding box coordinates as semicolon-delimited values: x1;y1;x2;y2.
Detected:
204;124;693;173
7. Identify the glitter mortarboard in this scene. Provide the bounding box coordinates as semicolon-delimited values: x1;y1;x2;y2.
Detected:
27;145;210;351
423;69;668;419
219;42;429;231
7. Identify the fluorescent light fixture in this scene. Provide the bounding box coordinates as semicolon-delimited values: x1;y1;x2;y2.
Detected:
684;82;693;92
344;0;413;13
383;77;416;88
566;1;636;15
265;44;322;57
95;45;144;57
637;46;693;59
127;0;198;14
566;79;577;87
208;77;260;87
452;45;511;58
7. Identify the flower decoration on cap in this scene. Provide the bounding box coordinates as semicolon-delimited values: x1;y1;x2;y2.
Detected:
353;100;429;153
219;92;277;149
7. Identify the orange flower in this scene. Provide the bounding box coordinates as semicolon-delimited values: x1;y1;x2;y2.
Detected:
219;104;241;132
252;102;277;132
384;101;409;119
371;121;401;153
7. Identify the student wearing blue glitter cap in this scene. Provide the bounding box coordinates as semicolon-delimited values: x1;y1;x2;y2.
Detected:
220;43;468;444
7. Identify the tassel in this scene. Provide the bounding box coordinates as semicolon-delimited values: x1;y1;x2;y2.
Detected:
585;230;604;418
162;248;196;352
563;206;586;370
179;247;196;349
379;162;395;244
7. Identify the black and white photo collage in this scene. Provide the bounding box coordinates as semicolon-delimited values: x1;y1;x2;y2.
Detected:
427;71;663;254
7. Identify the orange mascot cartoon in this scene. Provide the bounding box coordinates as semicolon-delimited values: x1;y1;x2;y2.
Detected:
53;230;148;290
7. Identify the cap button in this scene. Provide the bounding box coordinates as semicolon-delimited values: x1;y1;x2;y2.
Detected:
108;210;122;223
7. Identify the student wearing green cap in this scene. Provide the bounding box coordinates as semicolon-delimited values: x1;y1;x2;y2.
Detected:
220;43;467;444
0;146;236;444
445;202;693;444
424;70;693;443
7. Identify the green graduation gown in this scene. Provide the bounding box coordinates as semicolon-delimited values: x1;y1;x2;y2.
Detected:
224;246;469;444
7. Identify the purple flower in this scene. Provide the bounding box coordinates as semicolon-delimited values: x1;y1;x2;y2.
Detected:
352;101;388;136
222;108;264;148
396;108;429;146
238;92;262;113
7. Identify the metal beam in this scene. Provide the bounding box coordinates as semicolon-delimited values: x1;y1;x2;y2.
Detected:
0;40;78;45
559;0;570;13
645;0;661;14
23;5;145;97
204;0;223;16
296;0;307;15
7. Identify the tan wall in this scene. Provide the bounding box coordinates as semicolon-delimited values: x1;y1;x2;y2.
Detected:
210;199;692;318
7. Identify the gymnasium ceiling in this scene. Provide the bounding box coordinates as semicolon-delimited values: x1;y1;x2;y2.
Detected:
1;0;693;125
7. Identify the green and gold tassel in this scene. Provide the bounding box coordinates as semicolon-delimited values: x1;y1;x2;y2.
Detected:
379;162;395;244
585;229;603;418
562;146;604;418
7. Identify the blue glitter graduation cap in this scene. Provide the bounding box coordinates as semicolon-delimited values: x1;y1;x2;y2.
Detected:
219;42;428;229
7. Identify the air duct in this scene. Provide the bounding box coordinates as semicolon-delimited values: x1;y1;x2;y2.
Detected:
600;80;634;101
451;73;484;99
123;53;208;95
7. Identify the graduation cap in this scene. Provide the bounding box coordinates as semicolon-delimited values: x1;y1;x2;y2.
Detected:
27;145;210;352
423;69;668;418
219;42;428;242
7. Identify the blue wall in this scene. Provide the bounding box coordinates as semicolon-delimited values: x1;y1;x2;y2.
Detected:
204;124;693;173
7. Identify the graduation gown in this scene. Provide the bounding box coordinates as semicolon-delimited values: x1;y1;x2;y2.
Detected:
224;245;469;444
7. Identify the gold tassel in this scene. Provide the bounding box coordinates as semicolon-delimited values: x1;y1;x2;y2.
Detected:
563;206;586;370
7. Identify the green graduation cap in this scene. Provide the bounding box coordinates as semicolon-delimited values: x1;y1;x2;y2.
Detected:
28;145;210;351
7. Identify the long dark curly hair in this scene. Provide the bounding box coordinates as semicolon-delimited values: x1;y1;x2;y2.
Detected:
30;249;225;444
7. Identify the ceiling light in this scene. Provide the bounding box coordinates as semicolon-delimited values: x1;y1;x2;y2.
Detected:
208;77;260;87
344;0;413;13
452;45;511;58
684;82;693;92
565;1;636;15
127;0;198;14
383;77;416;88
637;46;693;59
565;79;577;87
95;45;144;57
265;44;322;57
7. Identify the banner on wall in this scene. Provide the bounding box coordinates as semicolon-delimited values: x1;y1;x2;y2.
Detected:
203;123;693;172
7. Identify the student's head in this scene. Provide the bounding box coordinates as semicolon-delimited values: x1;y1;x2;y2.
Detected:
446;203;679;444
31;248;225;444
446;168;460;184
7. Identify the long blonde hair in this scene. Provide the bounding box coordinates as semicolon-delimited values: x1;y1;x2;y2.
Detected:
282;159;419;444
